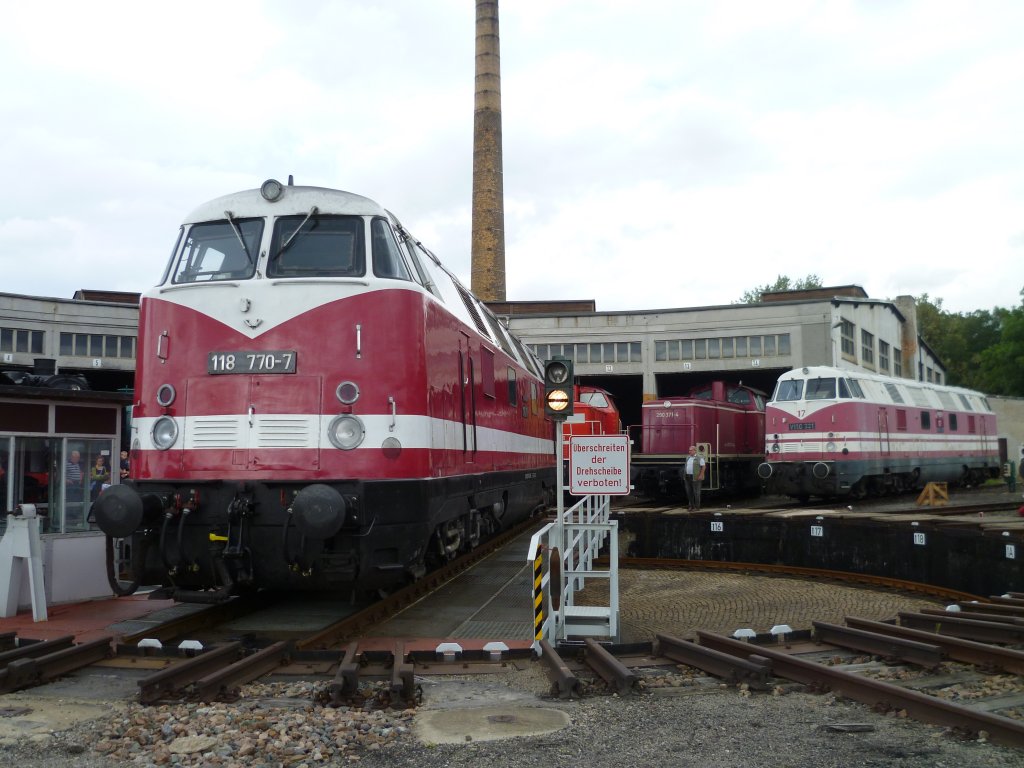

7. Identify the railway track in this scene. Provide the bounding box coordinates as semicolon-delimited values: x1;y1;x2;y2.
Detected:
5;589;1024;747
4;506;1024;750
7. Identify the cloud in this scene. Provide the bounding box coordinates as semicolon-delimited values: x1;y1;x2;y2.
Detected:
0;0;1021;314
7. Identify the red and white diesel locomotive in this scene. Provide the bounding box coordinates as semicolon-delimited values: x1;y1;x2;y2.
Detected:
94;179;556;597
630;381;767;498
757;365;999;500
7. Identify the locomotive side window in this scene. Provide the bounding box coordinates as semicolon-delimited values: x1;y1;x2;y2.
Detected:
507;367;517;406
921;411;931;429
172;219;263;284
838;378;851;398
948;413;958;431
773;379;803;402
805;378;836;400
848;378;866;398
267;215;365;277
481;348;496;399
883;382;904;404
402;240;442;298
957;393;974;411
370;218;413;281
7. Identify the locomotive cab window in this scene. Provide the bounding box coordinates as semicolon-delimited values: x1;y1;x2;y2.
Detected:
268;215;365;277
773;379;803;402
172;219;263;284
371;218;413;281
581;391;610;409
727;387;751;405
805;378;836;400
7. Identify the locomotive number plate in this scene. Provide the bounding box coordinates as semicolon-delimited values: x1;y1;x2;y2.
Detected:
207;350;297;374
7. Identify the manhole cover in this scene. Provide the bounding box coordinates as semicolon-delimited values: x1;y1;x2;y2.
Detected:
487;714;517;724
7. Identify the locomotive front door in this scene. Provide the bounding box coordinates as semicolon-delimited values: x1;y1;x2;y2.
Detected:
459;333;477;458
877;407;891;456
183;375;320;472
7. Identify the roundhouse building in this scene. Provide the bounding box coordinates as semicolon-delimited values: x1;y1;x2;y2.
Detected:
493;286;1020;467
0;290;137;607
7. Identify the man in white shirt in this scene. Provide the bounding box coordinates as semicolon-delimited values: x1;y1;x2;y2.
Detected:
682;445;706;511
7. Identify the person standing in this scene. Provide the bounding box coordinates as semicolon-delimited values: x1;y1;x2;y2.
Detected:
681;445;706;511
64;449;85;528
89;455;110;501
65;450;83;493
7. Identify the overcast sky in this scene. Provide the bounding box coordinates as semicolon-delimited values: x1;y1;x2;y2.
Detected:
2;1;1021;314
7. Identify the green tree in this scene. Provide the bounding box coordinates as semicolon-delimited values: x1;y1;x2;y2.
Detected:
736;274;823;304
917;291;1023;396
977;290;1024;396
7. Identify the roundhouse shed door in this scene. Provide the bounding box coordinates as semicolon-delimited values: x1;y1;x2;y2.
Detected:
184;376;320;472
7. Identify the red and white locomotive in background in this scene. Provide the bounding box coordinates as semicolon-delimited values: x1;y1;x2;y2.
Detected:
94;179;556;597
630;381;767;498
757;365;999;500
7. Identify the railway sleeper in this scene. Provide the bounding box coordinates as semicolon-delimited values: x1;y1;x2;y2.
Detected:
695;630;1024;748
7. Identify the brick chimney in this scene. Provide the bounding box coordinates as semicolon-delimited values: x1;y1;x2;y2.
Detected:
471;0;506;301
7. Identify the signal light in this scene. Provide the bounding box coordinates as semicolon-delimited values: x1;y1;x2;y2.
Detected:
544;357;574;418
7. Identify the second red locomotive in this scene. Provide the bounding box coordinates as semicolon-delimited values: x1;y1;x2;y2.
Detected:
630;381;766;498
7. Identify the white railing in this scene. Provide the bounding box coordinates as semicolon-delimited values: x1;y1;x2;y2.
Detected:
527;493;619;649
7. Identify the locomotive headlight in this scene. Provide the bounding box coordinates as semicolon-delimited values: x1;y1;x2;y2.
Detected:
328;415;365;450
825;441;837;452
261;178;284;202
152;416;179;450
771;442;780;453
336;381;360;405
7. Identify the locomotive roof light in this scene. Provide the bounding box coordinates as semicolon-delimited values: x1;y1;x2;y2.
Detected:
152;416;179;450
328;415;365;450
156;384;176;407
261;178;285;202
336;381;360;405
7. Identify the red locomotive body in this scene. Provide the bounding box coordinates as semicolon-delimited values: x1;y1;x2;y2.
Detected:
630;381;766;498
758;365;999;500
93;181;555;596
561;385;621;461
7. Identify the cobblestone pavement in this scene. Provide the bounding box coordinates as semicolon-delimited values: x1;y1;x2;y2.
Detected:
578;569;945;643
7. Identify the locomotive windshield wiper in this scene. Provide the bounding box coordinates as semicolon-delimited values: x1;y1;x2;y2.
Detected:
273;206;319;261
224;210;253;266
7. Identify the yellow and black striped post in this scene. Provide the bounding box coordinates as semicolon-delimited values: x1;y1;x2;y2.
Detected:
533;548;544;641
